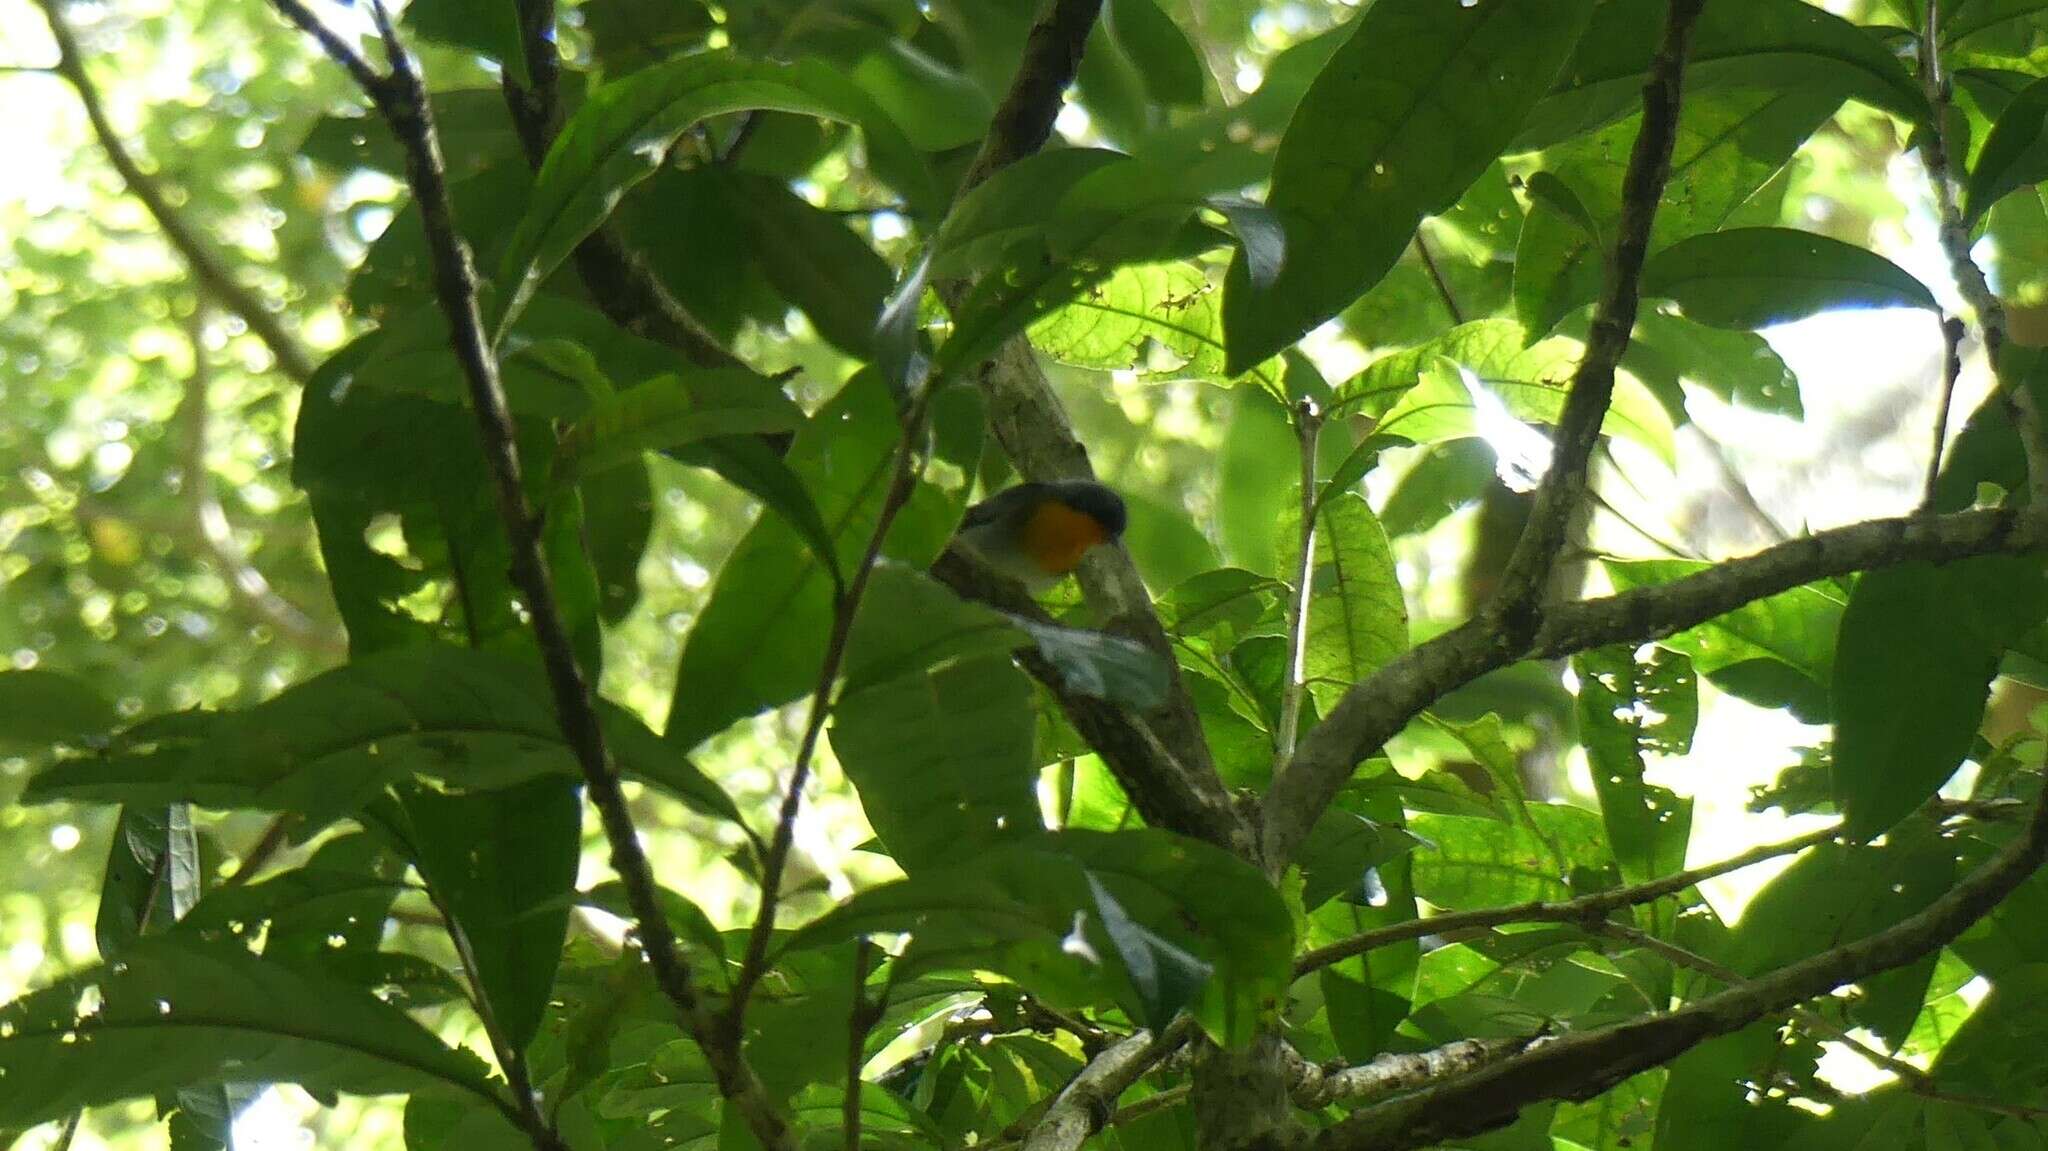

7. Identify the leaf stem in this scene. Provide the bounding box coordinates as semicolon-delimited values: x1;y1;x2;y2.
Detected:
1276;399;1323;771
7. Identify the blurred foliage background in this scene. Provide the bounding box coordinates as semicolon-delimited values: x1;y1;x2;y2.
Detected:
0;0;2032;1144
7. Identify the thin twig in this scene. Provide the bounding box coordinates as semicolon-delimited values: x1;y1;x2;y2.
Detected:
1016;1019;1196;1151
1919;0;2048;505
1276;399;1323;770
1413;233;1465;326
1486;0;1707;637
1923;314;1968;510
1294;823;1840;977
264;5;796;1148
844;940;884;1151
729;388;932;1021
1281;1036;1542;1110
32;0;318;384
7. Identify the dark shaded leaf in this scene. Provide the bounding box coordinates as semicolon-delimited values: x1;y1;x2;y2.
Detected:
1640;228;1938;330
1221;0;1596;371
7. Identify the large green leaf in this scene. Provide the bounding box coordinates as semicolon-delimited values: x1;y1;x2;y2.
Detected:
1605;559;1842;721
1333;320;1678;464
1964;74;2048;224
1639;228;1938;331
495;53;932;335
1573;645;1696;898
1729;823;1953;1042
717;170;897;358
0;937;511;1131
402;0;528;88
930;151;1263;381
1622;311;1804;421
787;830;1293;1048
0;668;115;751
1518;0;1927;150
1833;557;2048;839
385;775;580;1054
664;374;980;751
551;371;805;486
1297;493;1408;712
1513;88;1839;339
1221;0;1595;372
1030;261;1229;381
831;655;1042;872
26;644;741;826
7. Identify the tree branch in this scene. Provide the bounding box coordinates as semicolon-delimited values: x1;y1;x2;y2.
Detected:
1311;788;2048;1151
938;0;1249;857
1919;0;2048;504
1294;824;1840;977
33;0;319;384
1281;1036;1542;1110
1486;0;1706;634
1018;1020;1194;1151
265;5;796;1149
1265;504;2048;868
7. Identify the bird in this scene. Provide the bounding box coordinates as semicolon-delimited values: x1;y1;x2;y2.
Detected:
954;480;1128;592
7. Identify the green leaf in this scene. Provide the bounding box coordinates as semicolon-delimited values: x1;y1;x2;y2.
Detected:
1640;228;1938;330
1605;557;1851;716
789;830;1293;1048
495;53;933;335
677;436;847;598
1085;873;1211;1031
1574;645;1697;896
1514;88;1841;338
1030;262;1229;381
1410;806;1610;911
933;153;1222;379
28;645;742;826
1349;334;1677;466
552;371;805;486
841;564;1023;693
1731;824;1952;1041
665;374;980;750
1298;493;1408;712
786;18;994;152
1519;0;1928;151
0;669;115;751
96;806;201;963
1623;311;1804;421
402;0;528;88
831;654;1042;872
1013;620;1172;711
1220;0;1596;372
1297;810;1427;912
385;775;580;1054
1833;557;2048;839
717;171;896;358
1105;0;1206;107
1964;74;2048;224
0;937;511;1131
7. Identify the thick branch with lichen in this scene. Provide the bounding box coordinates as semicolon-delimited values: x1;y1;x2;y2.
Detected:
1312;790;2048;1151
